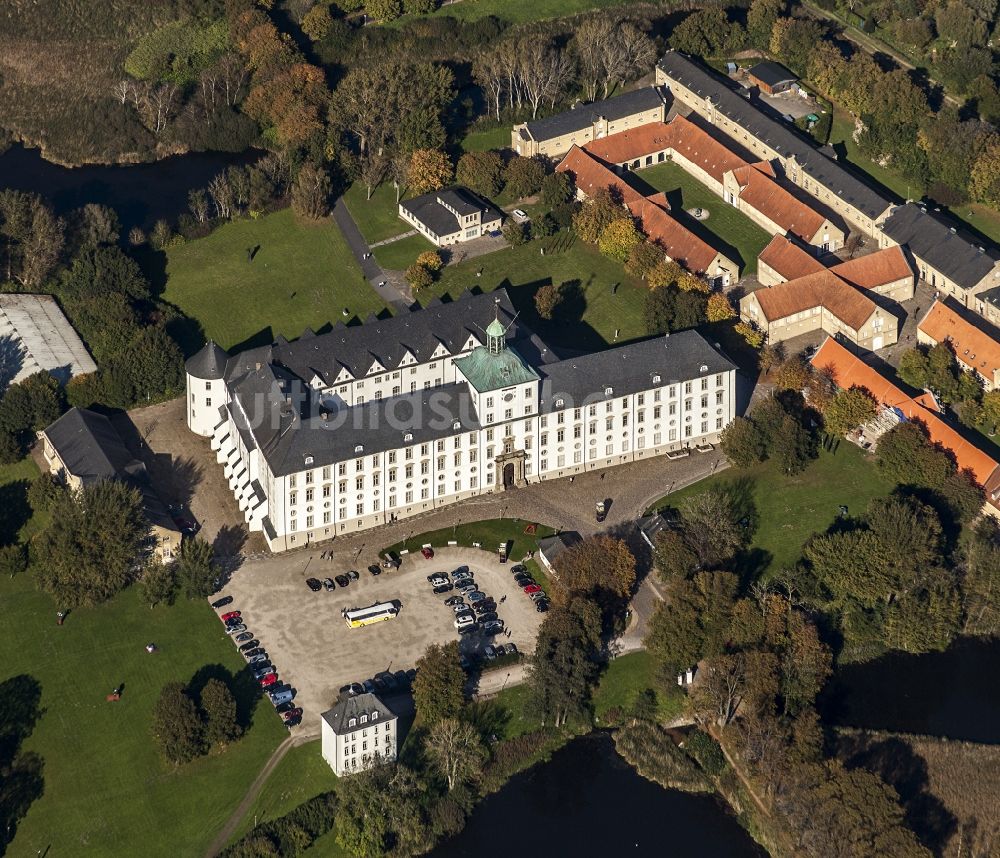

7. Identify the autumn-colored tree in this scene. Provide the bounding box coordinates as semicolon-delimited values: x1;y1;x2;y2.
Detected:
365;0;402;22
301;4;333;41
456;151;504;198
552;535;637;612
823;386;877;436
405;263;434;290
645;260;681;290
773;354;813;391
572;187;622;244
970;138;1000;207
676;270;709;293
415;250;442;272
736;321;764;349
625;240;663;279
244;63;328;149
534;282;564;320
746;0;784;51
598;216;641;261
706;292;735;322
408;149;452;195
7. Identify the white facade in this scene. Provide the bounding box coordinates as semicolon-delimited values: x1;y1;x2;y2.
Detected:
186;292;737;552
321;694;397;777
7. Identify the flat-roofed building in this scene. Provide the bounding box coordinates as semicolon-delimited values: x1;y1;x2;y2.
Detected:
512;87;668;159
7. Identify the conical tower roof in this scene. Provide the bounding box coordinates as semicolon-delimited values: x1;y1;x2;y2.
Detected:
185;340;228;380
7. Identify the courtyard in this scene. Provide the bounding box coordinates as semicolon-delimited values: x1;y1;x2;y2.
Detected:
220;546;546;737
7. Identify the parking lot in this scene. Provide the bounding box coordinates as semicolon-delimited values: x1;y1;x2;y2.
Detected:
217;547;546;737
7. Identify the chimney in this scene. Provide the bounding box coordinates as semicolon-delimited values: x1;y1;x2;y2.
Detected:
255;362;261;371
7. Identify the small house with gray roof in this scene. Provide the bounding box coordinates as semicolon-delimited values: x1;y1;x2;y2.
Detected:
321;692;397;776
398;187;502;247
186;289;736;552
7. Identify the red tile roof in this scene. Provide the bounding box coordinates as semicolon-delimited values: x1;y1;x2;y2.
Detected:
583;122;675;164
756;234;825;281
657;115;748;183
811;337;1000;487
729;163;826;242
556;145;641;204
918;299;1000;380
752;270;878;330
830;246;914;291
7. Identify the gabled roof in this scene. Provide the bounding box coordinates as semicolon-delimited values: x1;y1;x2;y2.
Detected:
657;114;748;183
538;531;583;563
322;692;395;736
524;87;667;143
556;145;637;200
657;51;892;219
811;337;1000;487
757;234;825;281
747;61;797;88
583;122;675;164
918;299;1000;379
751;269;878;330
728;162;826;242
399;186;501;238
42;407;134;482
881;203;999;291
829;246;914;291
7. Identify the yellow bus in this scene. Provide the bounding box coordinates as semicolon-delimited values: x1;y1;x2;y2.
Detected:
345;602;399;628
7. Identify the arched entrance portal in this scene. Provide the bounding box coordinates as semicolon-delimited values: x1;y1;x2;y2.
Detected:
503;462;515;489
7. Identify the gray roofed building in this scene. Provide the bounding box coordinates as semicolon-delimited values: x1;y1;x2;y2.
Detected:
322;692;395;735
538;329;736;411
524;87;668;143
41;407;134;483
880;203;1000;292
186;340;229;380
636;513;672;549
657;51;892;222
746;61;797;92
398;186;503;247
321;692;398;775
537;531;583;572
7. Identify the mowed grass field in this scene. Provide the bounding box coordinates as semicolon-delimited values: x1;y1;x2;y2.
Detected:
633;162;772;276
0;453;288;857
163;208;389;352
419;232;650;352
593;651;685;721
343;181;413;245
651;443;895;576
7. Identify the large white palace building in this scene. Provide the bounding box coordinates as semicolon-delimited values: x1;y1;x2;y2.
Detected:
186;290;736;552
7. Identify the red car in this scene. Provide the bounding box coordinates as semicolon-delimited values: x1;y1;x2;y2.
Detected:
260;673;279;688
523;584;542;595
281;707;303;722
220;611;241;622
421;546;434;559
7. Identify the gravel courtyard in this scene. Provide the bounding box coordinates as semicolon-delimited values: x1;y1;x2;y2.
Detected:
219;547;544;737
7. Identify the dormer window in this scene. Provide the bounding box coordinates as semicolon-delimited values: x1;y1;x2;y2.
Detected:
348;717;356;727
372;711;379;720
555;398;564;407
404;432;413;442
305;456;314;465
354;444;364;453
604;387;613;395
652;374;661;383
453;421;461;430
700;364;708;373
360;714;368;724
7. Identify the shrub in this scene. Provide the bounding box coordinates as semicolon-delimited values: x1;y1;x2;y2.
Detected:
502;220;528;246
683;729;726;776
406;263;434;290
415;250;443;272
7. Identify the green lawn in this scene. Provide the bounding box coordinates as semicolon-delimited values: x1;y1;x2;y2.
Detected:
0;457;45;544
374;233;436;270
593;651;686;722
228;740;339;845
342;181;411;245
163;208;388;353
420;233;650;353
0;568;288;857
631;162;773;276
649;444;896;577
460;126;512;152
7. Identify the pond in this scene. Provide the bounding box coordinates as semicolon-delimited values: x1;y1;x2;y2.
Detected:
821;636;1000;743
432;732;764;857
0;143;259;232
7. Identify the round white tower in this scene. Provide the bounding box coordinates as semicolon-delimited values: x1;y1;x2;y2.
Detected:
185;340;228;437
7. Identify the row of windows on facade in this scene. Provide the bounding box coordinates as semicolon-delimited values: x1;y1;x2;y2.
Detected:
285;397;725;506
343;734;393;757
285;418;724;532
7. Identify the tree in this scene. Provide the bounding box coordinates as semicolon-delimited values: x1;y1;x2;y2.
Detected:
139;562;177;608
27;473;64;515
301;4;333;41
36;480;149;607
823;386;877;436
720;416;767;469
691;650;779;728
671;9;740;58
652;529;699;580
539;171;573;209
961;518;1000;636
415;250;442;273
747;0;785;51
534;282;564;320
177;536;217;599
200;678;242;745
598;216;641;261
73;203;120;248
408;149;452;195
874;422;954;488
770;17;825;76
678;485;750;569
0;371;65;461
773;354;813;390
503;156;546;200
455;151;504;198
424;717;486;791
502;219;527;246
405;263;434;290
413;641;465;724
706;292;735;322
335;765;432;857
151;682;205;764
970;137;1000;207
772;413;814;475
358;151;388;201
936;1;987;46
365;0;402;23
552;535;636;612
291;163;331;219
0;543;27;580
572;187;623;244
625;240;662;279
0;191;65;288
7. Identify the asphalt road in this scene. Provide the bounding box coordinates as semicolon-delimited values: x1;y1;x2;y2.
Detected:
331;197;412;309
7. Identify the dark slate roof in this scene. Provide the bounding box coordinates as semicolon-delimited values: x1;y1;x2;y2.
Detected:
186;340;228;380
747;61;797;88
657;51;891;219
322;692;395;736
399;187;501;238
524;86;667;142
537;330;735;412
881;203;1000;291
636;513;671;547
43;407;134;481
230;378;481;477
538;531;582;562
250;290;528;387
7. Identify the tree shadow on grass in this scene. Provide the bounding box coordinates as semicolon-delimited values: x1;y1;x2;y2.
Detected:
0;479;31;546
466;698;513;744
187;663;261;732
0;675;46;852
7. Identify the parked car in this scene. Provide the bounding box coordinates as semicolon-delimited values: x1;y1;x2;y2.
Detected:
484;645;498;660
235;631;254;643
335;574;350;588
212;596;233;609
323;577;336;591
276;701;299;714
444;596;464;606
427;574;448;585
393;669;409;688
458;623;479;634
503;643;519;656
453;603;469;614
535;600;550;613
458;583;477;594
249;653;269;665
510;565;525;575
270;689;294;706
284;714;302;728
220;610;241;622
530;591;547;602
242;646;263;658
362;679;376;693
239;640;260;652
453;573;473;584
512;208;528;221
372;676;387;693
225;618;244;629
473;601;496;614
281;707;303;722
477;611;498;623
376;671;397;691
433;583;453;594
514;575;534;587
260;673;279;688
306;578;322;592
225;624;247;635
467;591;487;603
455;614;476;629
420;546;434;559
368;564;382;577
348;569;359;580
483;620;504;634
523;584;542;595
595;500;607;523
253;666;275;680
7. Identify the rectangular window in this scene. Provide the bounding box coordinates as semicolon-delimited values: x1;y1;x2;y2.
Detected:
356;503;363;516
716;391;724;405
556;429;564;443
355;477;363;490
